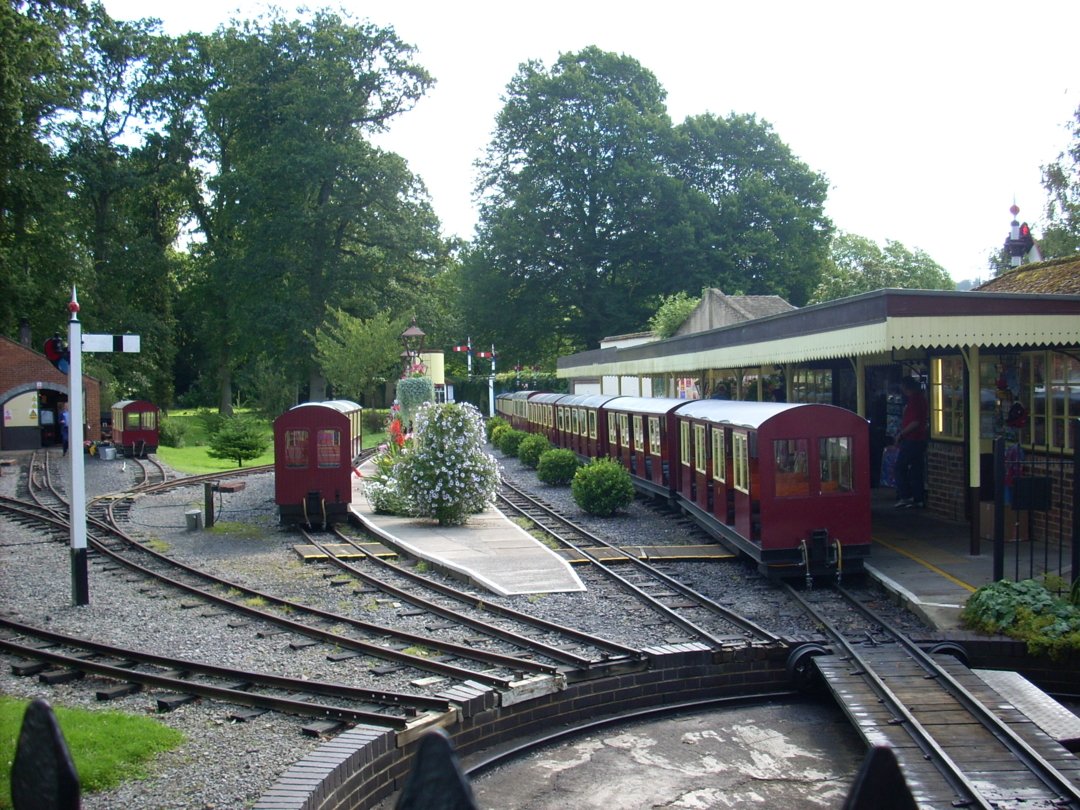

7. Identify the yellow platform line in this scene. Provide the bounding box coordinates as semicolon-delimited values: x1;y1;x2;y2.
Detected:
873;536;977;593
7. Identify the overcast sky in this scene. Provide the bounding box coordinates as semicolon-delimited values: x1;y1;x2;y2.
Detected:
105;0;1079;284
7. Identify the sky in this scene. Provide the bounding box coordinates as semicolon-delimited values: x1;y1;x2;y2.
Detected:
104;0;1079;284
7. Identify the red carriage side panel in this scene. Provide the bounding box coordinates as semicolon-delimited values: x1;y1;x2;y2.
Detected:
111;400;161;453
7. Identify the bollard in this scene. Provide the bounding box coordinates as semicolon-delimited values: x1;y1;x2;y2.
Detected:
185;509;202;531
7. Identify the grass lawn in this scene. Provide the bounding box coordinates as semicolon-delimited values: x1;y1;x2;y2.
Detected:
155;409;386;474
0;696;184;808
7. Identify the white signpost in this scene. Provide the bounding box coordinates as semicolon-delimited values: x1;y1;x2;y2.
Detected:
66;288;140;606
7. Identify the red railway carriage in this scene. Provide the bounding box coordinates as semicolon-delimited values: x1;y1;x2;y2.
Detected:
673;400;870;579
526;393;566;443
111;400;160;455
274;400;363;528
567;395;617;459
601;397;685;496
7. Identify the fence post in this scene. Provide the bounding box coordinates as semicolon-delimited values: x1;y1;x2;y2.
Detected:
1072;420;1080;586
993;436;1005;582
11;698;80;809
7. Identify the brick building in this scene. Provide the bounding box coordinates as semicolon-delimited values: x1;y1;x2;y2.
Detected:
0;325;102;451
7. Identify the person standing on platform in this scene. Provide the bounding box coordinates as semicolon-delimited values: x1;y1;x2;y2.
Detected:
894;377;928;508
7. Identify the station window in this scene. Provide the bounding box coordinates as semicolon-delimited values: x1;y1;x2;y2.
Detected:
790;368;832;404
648;417;661;455
316;429;341;468
284;429;309;468
930;356;965;441
694;424;707;473
712;429;725;483
773;438;809;497
680;421;690;466
819;436;853;493
733;432;749;493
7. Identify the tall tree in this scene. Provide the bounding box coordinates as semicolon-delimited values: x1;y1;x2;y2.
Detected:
468;47;680;360
809;232;954;303
669;113;832;305
1040;103;1079;259
157;10;438;412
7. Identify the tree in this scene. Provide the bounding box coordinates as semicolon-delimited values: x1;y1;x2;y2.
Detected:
809;232;954;303
311;308;407;405
155;10;439;412
469;47;681;360
207;414;268;467
668;113;833;305
649;291;700;338
1040;103;1079;259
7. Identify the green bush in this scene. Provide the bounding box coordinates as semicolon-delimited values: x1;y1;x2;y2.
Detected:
485;416;509;442
157;415;188;448
961;578;1080;658
536;448;581;485
517;433;551;469
495;428;528;457
571;458;635;516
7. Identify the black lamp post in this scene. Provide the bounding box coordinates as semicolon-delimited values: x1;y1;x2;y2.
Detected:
400;319;426;373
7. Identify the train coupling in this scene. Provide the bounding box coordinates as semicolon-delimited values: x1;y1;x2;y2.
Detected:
800;529;842;588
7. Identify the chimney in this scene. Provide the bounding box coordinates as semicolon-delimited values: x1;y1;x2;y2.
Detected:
19;318;31;348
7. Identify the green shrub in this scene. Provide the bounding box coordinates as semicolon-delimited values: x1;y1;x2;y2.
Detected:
571;458;635;517
158;415;188;448
517;433;551;468
495;428;527;457
961;578;1080;658
485;416;509;442
536;448;581;485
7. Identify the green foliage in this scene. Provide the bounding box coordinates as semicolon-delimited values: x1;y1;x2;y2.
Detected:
571;458;635;516
1040;103;1080;259
536;448;582;485
396;376;435;428
961;579;1080;658
157;414;189;448
517;433;551;468
365;408;390;433
363;449;412;516
206;414;270;467
649;291;700;338
0;695;184;803
495;428;528;457
485;416;509;442
312;309;408;405
396;402;500;525
810;231;955;303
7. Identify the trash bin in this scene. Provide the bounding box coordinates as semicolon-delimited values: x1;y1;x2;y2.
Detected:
100;446;116;461
185;509;202;531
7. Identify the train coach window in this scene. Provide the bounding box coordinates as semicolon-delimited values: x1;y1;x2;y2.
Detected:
694;424;707;473
711;429;725;483
773;439;809;497
680;422;690;466
819;436;853;493
284;430;309;468
633;415;644;449
648;417;661;455
733;432;749;493
316;429;341;468
609;417;617;444
619;414;629;448
589;411;598;439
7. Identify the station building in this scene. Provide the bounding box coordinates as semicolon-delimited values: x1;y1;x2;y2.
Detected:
0;323;102;451
556;259;1080;548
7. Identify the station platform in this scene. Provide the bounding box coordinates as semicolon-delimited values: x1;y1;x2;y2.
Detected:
346;464;585;597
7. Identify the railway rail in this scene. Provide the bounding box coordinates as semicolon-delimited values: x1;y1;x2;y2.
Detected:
497;479;782;646
785;583;1080;809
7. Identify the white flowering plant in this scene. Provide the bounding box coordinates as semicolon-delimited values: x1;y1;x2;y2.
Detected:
397;401;500;525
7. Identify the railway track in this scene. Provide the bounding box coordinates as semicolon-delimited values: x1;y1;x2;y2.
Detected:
498;479;782;647
785;584;1080;809
0;616;448;732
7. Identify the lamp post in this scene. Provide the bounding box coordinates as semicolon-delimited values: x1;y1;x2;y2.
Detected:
400;319;426;374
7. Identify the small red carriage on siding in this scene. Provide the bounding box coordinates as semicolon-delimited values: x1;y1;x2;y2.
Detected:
274;400;363;528
110;400;160;455
673;400;870;579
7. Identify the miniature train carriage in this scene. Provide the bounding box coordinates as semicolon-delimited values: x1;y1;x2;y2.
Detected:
673;400;871;579
602;397;686;496
274;400;363;528
110;400;160;455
